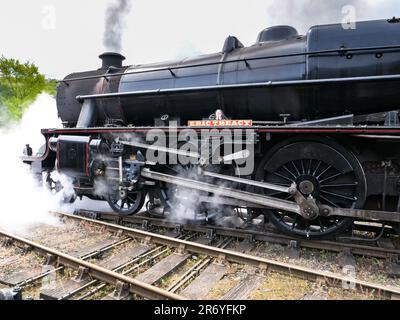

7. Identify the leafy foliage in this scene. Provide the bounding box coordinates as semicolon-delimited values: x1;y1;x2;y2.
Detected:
44;79;58;97
0;56;57;120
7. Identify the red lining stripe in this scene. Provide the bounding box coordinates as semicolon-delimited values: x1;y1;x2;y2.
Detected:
56;141;60;171
86;143;89;177
42;128;400;135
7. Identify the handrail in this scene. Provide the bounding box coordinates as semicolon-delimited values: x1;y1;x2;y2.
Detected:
60;44;400;84
76;73;400;102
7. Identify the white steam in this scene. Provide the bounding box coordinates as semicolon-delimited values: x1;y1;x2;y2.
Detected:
265;0;400;34
0;94;63;235
163;166;229;223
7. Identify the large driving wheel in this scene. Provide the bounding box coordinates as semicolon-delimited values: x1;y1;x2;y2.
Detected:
256;137;367;239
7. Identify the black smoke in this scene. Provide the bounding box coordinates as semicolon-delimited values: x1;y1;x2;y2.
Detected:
103;0;132;52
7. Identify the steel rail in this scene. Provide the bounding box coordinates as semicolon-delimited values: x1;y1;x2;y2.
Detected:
0;229;184;300
72;247;171;300
52;212;400;299
89;211;400;260
75;245;168;300
74;234;197;300
167;238;232;293
13;237;131;288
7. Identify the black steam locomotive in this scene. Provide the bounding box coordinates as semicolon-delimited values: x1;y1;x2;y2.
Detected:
24;18;400;239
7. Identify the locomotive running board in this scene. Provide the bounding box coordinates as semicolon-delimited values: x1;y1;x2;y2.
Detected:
141;169;400;223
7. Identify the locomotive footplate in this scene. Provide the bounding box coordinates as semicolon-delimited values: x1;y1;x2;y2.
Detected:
141;168;400;223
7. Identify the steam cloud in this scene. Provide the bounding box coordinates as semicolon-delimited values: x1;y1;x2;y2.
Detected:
103;0;133;52
265;0;399;33
0;94;64;234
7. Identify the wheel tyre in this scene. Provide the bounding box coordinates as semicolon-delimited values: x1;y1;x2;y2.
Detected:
256;136;366;239
107;190;146;216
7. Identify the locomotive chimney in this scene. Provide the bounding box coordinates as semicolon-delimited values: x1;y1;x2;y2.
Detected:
99;52;126;69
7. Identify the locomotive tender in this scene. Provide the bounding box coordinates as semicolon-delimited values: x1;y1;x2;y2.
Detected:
23;18;400;239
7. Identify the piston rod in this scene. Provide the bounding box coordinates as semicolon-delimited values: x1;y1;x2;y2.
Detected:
142;169;400;223
141;168;301;214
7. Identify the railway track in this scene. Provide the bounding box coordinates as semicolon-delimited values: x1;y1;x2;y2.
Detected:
1;213;400;299
0;229;183;300
1;211;399;300
73;210;400;261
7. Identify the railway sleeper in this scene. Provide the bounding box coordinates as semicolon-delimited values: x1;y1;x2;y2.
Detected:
387;260;400;278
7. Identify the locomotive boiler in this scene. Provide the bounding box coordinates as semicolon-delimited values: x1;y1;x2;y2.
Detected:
57;19;400;128
23;18;400;239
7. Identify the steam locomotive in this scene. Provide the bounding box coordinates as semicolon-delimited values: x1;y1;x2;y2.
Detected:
23;18;400;239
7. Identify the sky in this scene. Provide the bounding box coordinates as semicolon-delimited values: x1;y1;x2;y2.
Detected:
0;0;399;79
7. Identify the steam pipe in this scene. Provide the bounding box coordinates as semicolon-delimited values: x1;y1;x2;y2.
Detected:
76;100;97;128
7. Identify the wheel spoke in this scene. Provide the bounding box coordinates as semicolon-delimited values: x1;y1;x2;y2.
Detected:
319;172;347;184
312;161;322;176
291;161;301;176
321;183;357;188
300;160;305;174
282;165;297;179
273;172;294;183
128;196;136;204
307;159;313;175
319;195;340;208
321;190;356;201
120;200;126;209
316;164;333;180
285;194;294;201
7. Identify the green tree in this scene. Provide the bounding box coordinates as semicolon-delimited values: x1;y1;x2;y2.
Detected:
0;56;56;120
43;79;58;97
